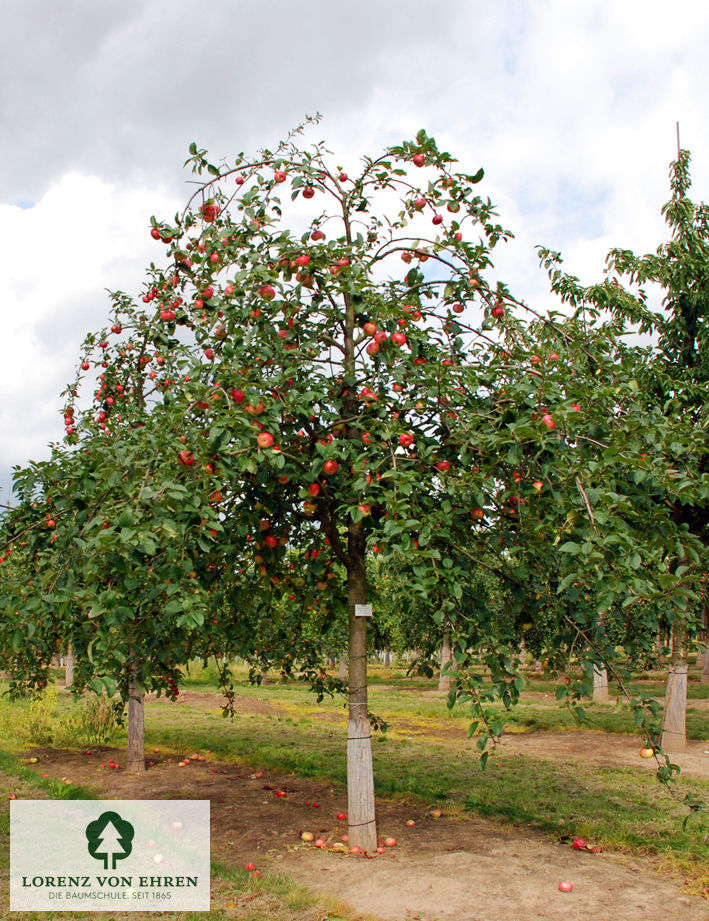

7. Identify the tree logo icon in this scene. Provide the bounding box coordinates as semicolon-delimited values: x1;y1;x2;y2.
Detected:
85;811;135;870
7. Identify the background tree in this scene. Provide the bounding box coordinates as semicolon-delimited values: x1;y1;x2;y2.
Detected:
538;146;709;751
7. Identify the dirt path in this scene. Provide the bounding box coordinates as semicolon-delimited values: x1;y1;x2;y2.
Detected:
24;737;709;921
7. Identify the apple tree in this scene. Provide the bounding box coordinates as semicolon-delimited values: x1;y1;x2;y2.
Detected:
537;146;709;751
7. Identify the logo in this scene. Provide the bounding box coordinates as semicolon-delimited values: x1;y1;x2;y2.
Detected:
85;811;135;870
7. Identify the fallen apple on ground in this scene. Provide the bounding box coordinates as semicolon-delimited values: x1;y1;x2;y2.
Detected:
558;882;573;892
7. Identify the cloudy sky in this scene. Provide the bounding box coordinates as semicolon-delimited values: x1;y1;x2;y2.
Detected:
1;0;708;499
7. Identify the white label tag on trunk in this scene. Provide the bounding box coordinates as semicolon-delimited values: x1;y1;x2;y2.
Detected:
354;603;373;617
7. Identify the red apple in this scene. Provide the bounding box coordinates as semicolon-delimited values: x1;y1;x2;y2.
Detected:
541;414;556;430
558;882;573;892
311;229;324;240
244;863;256;871
323;460;338;476
259;284;276;301
572;838;586;850
452;303;464;314
639;747;655;758
302;186;315;199
491;304;505;318
398;433;414;448
274;170;287;183
363;322;377;336
257;432;274;448
392;332;407;346
178;450;195;467
412;153;425;167
432;214;443;225
435;460;451;472
384;837;397;847
308;483;320;496
230;388;245;403
413;197;427;210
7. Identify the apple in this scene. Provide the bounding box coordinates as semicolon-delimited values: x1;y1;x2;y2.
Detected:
264;535;278;548
275;790;287;798
81;361;90;371
296;254;310;266
533;480;543;490
376;846;386;854
571;838;586;850
374;330;387;344
366;342;379;356
230;388;245;403
362;432;372;445
178;450;195;466
363;322;377;337
454;231;463;242
429;809;442;818
558;882;573;892
150;227;161;240
571;403;581;411
452;303;464;314
200;203;221;223
639;747;655;758
413;197;427;210
301;831;314;842
323;460;338;475
204;348;215;360
336;812;347;820
257;432;274;448
311;229;324;240
259;284;276;301
274;170;287;183
405;819;415;827
392;332;407;346
358;504;371;516
471;508;484;520
412;153;425;167
398;433;414;448
244;863;256;871
491;304;505;318
447;202;460;213
349;846;362;855
384;837;397;847
432;214;443;225
302;186;315;199
436;460;451;472
541;414;556;430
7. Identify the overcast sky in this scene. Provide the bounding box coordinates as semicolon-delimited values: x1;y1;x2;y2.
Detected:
2;0;708;499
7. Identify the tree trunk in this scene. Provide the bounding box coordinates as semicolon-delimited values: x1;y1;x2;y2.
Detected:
346;519;377;853
126;664;145;773
702;645;709;685
438;626;455;693
383;645;391;669
338;652;347;683
592;666;609;702
64;644;75;689
661;620;688;752
696;644;705;671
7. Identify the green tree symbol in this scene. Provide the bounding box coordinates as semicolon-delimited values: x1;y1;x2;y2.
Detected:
86;811;134;870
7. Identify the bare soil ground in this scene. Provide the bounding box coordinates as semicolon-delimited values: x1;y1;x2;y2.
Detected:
25;721;709;921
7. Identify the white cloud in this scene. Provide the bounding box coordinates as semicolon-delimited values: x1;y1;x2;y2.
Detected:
0;174;179;486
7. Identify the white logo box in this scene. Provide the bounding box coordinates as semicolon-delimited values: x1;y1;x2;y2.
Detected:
11;800;210;911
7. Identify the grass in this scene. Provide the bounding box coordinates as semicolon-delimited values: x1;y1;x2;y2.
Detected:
2;661;709;894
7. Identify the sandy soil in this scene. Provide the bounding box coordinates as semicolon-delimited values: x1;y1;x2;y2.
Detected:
24;720;709;921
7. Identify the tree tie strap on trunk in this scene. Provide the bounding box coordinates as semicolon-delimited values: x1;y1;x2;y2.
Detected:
347;734;372;741
346;818;376;827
